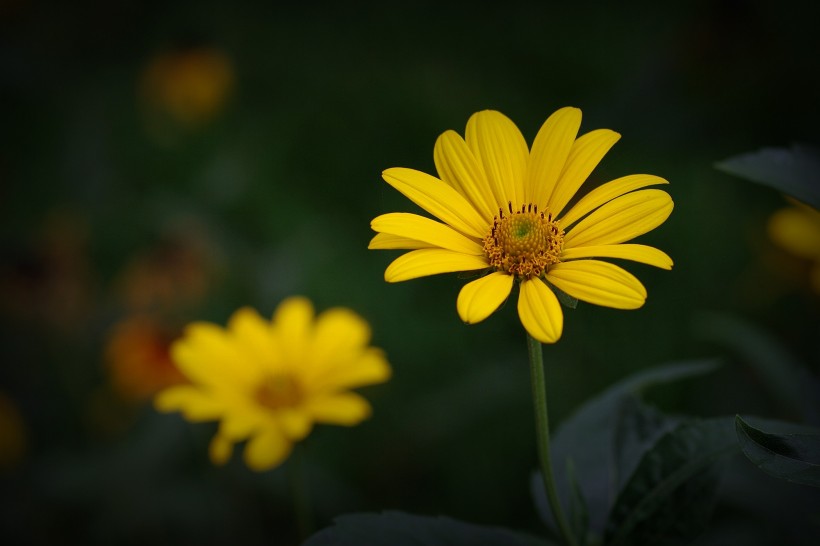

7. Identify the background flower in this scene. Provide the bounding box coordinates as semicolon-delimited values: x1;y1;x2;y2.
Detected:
767;200;820;294
155;297;391;471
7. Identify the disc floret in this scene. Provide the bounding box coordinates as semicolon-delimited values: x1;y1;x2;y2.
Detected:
483;203;564;279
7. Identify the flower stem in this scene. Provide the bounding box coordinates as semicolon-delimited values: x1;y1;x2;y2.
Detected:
290;443;314;542
527;333;578;546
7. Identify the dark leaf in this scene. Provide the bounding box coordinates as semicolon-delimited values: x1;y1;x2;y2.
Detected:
605;417;736;546
531;360;719;535
735;415;820;487
303;511;556;546
715;144;820;209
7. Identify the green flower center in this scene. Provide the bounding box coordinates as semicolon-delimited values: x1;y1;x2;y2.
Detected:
255;373;302;410
483;203;564;279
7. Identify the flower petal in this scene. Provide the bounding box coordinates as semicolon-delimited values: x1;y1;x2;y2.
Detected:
305;392;372;425
243;429;293;471
277;409;313;441
384;249;488;282
307;348;391;392
172;323;256;388
456;271;514;324
306;307;372;373
271;297;314;372
209;434;234;466
382;167;488;238
561;244;673;269
154;385;223;420
518;277;564;344
368;232;435;250
559;174;669;228
564;189;673;248
219;412;262;440
548;128;621;217
371;213;484;255
546;260;647;309
465;110;529;207
434;129;496;221
768;205;820;260
528;107;582;209
228;307;279;373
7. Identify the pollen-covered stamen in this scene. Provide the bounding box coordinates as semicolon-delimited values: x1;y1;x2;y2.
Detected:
483;205;564;279
255;373;303;410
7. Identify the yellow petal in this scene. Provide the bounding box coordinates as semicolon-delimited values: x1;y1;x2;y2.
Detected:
546;260;647;309
434;129;496;221
371;213;484;255
384;249;488;282
277;409;313;441
368;232;434;250
518;277;564;344
228;307;279;373
561;244;673;269
172;323;256;388
307;347;391;392
219;412;261;440
456;272;514;324
306;392;372;425
527;107;582;210
154;385;223;421
243;429;293;471
209;434;234;466
548;129;621;217
559;174;669;228
564;189;673;248
272;297;314;371
307;307;371;370
382;167;488;239
768;206;820;260
465;110;529;207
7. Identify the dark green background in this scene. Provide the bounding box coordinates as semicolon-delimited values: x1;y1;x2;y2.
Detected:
2;1;818;544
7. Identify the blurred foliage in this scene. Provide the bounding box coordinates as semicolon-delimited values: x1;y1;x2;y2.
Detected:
2;0;819;544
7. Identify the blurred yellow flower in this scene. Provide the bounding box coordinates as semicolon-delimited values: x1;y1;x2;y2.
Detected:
105;315;186;402
140;46;234;127
768;200;820;294
370;108;673;343
0;392;26;470
155;297;391;471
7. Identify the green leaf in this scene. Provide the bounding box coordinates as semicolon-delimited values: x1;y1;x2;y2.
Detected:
715;144;820;209
612;396;679;492
605;417;736;546
531;360;719;535
735;415;820;487
695;311;820;423
303;511;557;546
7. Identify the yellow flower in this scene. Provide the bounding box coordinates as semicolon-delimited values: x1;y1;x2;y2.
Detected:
768;200;820;294
154;297;391;471
370;108;673;343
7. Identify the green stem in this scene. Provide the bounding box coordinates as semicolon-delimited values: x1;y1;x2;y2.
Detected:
290;443;314;541
527;333;578;546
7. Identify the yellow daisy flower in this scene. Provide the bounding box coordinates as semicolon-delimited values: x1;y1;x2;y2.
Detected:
154;297;391;471
370;108;674;343
768;199;820;294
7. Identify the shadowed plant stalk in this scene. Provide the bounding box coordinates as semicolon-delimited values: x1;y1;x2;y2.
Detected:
528;333;578;546
290;444;314;541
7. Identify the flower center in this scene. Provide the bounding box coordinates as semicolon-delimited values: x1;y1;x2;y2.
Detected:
483;203;564;278
255;373;302;410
